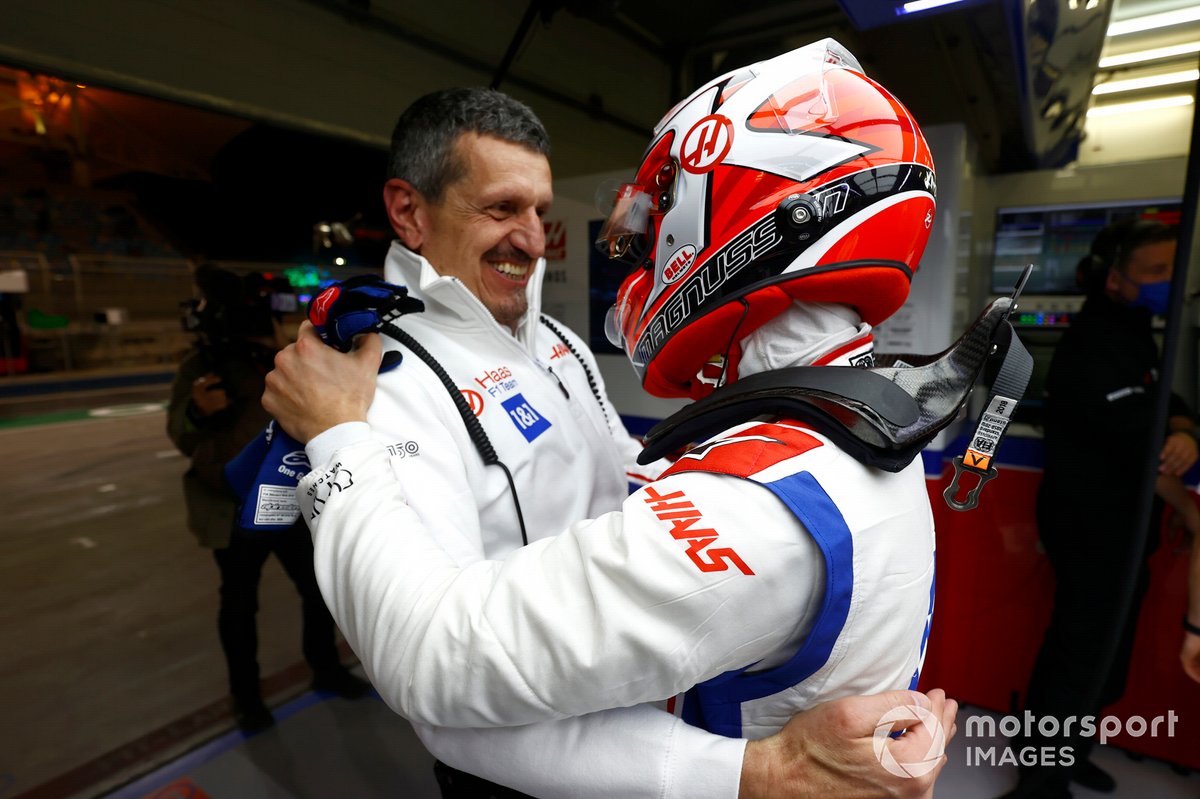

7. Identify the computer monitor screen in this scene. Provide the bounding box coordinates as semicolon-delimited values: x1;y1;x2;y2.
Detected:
992;199;1181;294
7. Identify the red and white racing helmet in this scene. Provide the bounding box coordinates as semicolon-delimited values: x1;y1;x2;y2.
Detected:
598;38;936;399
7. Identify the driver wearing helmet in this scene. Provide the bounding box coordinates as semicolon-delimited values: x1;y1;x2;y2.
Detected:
266;39;954;797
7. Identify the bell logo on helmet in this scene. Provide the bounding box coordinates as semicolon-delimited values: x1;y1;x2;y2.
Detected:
662;244;697;285
634;216;783;367
681;114;733;174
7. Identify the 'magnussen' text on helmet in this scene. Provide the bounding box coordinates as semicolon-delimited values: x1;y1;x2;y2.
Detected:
598;38;936;399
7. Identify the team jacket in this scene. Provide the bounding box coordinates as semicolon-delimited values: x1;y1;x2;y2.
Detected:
347;244;644;565
307;242;748;799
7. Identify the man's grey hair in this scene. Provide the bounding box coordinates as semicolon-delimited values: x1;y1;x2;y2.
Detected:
388;87;551;202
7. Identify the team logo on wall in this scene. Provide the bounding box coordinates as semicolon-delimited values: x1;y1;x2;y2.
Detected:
502;393;551;442
461;389;485;417
543;220;567;261
681;114;733;174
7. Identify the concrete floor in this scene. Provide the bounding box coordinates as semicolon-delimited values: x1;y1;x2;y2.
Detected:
0;402;337;797
105;698;1200;799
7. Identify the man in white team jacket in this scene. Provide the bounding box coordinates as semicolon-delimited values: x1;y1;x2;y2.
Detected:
266;41;956;799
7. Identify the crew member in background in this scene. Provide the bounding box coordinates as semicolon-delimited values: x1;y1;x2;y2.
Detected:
1007;219;1197;798
167;265;368;733
264;42;957;799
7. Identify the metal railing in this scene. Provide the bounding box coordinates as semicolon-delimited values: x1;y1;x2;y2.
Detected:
0;252;382;374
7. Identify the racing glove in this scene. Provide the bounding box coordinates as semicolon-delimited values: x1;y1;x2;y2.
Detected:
223;276;423;531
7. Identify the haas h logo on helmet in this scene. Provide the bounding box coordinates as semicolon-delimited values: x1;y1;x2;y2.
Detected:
681;114;733;174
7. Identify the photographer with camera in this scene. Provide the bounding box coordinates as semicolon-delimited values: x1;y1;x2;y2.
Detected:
167;264;368;734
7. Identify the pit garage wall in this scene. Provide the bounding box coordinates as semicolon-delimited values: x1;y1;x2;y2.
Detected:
547;136;1200;768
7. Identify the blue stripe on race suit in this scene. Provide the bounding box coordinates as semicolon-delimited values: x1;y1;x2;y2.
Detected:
681;471;854;738
908;570;935;690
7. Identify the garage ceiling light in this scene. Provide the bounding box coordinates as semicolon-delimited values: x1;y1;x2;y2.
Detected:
1107;7;1200;36
1092;68;1200;94
1086;94;1194;117
898;0;966;14
1099;41;1200;68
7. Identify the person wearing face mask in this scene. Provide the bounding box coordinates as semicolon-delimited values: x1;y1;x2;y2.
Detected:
1002;218;1197;799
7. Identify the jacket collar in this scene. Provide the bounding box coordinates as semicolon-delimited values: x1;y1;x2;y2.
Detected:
383;241;547;353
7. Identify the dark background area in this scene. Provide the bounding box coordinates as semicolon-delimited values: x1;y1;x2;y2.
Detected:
95;125;392;265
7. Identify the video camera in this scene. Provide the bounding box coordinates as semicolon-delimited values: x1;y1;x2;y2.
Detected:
180;267;297;366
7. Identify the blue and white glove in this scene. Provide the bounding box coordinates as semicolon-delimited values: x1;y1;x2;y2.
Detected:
224;276;423;531
308;274;424;354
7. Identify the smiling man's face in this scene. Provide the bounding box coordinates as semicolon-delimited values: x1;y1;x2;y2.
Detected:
415;133;553;330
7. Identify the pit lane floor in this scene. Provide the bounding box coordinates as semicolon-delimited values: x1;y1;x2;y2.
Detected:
0;396;435;799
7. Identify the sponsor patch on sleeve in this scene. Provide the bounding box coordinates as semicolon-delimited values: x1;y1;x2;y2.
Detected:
306;462;354;519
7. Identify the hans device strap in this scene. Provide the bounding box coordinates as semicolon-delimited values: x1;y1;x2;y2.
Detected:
941;268;1034;510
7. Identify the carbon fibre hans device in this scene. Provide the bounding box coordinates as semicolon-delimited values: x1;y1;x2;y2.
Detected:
639;266;1035;511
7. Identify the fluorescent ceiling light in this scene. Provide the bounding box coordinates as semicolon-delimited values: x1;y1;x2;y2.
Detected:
1108;7;1200;36
1099;41;1200;68
898;0;965;14
1092;68;1200;94
1087;94;1194;117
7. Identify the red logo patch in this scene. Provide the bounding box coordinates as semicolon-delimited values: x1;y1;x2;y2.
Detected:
462;389;485;417
543;220;567;261
309;286;340;326
663;422;822;479
681;114;733;174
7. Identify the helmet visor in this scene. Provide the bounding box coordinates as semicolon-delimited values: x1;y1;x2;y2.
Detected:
603;301;625;348
604;270;643;349
594;183;653;261
603;270;649;375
